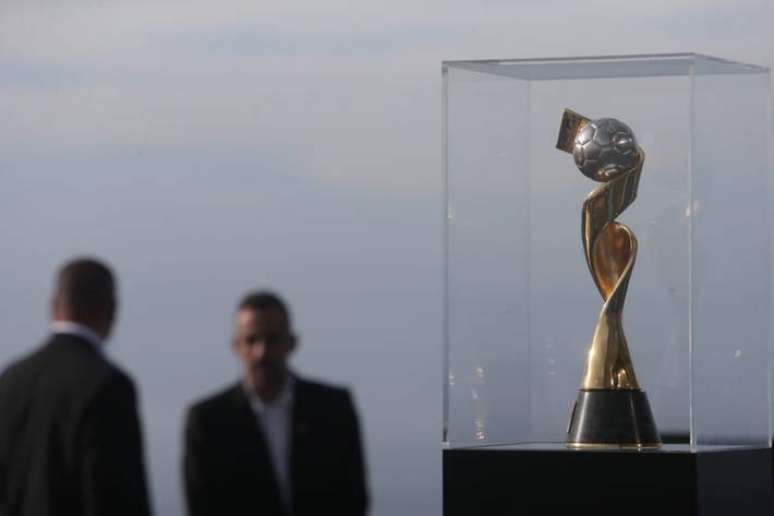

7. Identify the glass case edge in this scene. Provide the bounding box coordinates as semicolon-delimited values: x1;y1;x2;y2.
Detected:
441;62;450;446
688;60;696;452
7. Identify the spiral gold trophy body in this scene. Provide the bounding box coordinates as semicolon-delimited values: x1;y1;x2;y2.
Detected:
556;109;661;449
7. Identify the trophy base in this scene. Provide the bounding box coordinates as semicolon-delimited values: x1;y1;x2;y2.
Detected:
566;389;661;448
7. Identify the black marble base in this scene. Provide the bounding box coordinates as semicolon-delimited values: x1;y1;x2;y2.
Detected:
443;444;773;516
567;389;660;447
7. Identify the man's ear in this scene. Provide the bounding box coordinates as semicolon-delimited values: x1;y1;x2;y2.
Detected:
50;295;62;320
289;333;299;352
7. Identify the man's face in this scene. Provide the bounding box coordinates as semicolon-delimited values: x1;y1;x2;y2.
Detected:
232;307;295;391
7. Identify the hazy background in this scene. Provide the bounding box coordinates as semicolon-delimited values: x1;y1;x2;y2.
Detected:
0;1;772;514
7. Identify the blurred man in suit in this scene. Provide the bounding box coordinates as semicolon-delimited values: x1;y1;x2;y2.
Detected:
0;258;151;516
184;291;368;516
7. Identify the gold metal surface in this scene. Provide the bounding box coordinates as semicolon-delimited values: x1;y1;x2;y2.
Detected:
555;109;590;153
558;109;644;391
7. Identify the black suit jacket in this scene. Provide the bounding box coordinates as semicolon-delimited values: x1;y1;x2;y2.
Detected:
184;377;368;516
0;333;151;516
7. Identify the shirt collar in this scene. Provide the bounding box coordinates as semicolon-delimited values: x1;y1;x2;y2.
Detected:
51;320;104;350
245;374;295;414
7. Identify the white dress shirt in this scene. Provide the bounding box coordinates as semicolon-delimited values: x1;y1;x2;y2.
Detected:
50;320;103;350
246;376;295;511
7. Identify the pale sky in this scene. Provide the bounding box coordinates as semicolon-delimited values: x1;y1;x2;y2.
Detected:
0;1;772;515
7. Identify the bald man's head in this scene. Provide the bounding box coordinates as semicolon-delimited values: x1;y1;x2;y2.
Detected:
51;258;117;339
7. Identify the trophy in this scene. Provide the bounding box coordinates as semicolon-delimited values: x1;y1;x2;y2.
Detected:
556;109;661;449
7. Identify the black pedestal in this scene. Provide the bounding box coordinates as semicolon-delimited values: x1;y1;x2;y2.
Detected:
443;444;773;516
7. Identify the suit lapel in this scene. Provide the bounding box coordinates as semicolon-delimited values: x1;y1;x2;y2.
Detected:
289;377;314;510
231;384;263;436
230;384;287;511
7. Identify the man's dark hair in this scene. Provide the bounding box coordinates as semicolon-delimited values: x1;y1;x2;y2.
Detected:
54;257;115;321
237;290;292;327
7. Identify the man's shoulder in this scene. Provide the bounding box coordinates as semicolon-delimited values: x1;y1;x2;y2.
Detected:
294;376;361;435
0;337;136;408
98;362;137;396
295;375;353;405
187;383;241;419
0;344;44;379
0;336;105;383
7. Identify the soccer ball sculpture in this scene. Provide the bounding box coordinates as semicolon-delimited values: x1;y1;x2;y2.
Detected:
572;118;639;182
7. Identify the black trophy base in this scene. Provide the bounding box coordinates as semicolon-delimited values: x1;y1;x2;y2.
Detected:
567;389;661;448
443;444;773;516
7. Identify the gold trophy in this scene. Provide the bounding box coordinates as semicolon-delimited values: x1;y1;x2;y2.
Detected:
556;109;661;449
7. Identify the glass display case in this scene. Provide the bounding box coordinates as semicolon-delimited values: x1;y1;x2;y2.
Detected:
442;53;771;451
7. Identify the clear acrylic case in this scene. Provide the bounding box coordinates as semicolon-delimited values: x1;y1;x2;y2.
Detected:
442;54;771;450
